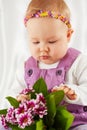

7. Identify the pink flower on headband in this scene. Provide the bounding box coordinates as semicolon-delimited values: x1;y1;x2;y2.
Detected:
24;10;71;28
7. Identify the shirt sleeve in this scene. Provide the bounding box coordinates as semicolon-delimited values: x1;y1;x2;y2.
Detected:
8;61;27;98
64;53;87;105
0;60;27;109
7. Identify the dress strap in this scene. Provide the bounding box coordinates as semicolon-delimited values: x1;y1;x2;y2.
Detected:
58;48;81;72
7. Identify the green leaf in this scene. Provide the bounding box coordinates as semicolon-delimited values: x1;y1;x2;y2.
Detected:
12;126;22;130
46;94;56;118
6;96;19;108
33;77;48;97
10;125;22;130
25;124;36;130
0;109;7;115
36;119;44;130
54;106;74;130
45;94;56;127
50;90;64;106
49;128;56;130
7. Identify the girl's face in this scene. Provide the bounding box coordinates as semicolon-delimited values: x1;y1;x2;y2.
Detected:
27;18;72;64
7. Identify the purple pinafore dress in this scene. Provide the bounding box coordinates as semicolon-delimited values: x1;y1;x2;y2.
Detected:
24;48;87;128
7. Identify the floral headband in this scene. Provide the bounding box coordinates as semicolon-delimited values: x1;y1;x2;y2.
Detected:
24;10;71;29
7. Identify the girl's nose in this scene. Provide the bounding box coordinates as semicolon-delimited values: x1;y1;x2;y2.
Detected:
40;43;49;52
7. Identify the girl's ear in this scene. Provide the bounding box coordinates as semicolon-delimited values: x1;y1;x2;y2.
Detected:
67;29;74;42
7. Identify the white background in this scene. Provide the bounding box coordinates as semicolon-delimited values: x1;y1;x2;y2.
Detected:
0;0;87;104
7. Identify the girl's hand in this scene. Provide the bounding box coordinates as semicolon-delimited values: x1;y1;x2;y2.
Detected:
16;94;30;102
51;85;77;100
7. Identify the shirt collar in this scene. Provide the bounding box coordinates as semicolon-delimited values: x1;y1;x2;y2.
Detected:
39;61;59;69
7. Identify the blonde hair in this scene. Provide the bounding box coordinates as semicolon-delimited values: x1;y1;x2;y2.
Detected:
25;0;71;20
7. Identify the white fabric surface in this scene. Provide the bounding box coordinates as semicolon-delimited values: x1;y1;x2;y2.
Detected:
0;0;87;107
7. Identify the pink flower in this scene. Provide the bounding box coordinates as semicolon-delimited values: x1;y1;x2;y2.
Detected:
5;107;17;124
1;115;8;129
15;102;28;118
20;87;34;95
17;112;33;129
36;93;46;104
26;99;36;112
34;93;47;118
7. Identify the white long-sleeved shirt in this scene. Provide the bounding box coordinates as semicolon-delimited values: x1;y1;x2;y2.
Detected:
1;53;87;108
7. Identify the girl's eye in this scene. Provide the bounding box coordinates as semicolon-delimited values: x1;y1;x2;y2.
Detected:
32;42;40;44
49;40;57;44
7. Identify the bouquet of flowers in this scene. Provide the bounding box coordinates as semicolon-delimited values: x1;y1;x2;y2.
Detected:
0;78;74;130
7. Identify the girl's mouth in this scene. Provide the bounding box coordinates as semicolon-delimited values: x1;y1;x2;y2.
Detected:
40;55;49;60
